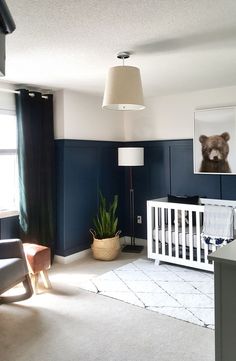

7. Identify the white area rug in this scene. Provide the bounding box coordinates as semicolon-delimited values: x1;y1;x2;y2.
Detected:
79;258;214;329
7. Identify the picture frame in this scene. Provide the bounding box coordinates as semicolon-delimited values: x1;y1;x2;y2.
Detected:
194;106;236;175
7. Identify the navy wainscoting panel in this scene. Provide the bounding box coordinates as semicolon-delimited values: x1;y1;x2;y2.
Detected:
124;141;171;240
99;146;126;235
55;141;65;255
221;176;236;200
170;141;221;198
55;140;124;256
147;143;171;199
63;144;98;255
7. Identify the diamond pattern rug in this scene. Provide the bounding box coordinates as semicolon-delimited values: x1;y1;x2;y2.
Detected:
79;258;214;329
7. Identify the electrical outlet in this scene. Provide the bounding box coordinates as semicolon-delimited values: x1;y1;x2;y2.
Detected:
137;216;142;224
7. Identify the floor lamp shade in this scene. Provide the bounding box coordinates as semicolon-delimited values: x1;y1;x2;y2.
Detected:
118;147;144;167
102;66;145;111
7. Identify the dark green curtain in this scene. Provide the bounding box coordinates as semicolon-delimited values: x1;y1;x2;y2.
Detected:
15;89;55;254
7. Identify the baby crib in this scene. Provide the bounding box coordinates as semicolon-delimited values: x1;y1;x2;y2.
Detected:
147;197;236;271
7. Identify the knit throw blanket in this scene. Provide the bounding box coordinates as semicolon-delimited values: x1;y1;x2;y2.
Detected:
201;204;234;246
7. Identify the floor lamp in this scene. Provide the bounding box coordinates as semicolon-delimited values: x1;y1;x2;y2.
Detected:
118;147;144;253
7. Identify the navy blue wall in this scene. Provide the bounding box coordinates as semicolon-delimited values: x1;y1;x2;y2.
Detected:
55;139;236;256
55;140;125;256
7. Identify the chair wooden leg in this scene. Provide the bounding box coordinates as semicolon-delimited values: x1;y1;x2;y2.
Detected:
40;270;52;289
0;274;33;304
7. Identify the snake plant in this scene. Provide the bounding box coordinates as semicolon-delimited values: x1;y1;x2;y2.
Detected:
91;192;119;239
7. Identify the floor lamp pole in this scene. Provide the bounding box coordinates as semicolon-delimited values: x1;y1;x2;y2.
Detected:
129;166;135;246
122;166;144;253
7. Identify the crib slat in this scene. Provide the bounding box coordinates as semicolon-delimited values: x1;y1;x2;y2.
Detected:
168;208;172;256
196;211;201;262
155;207;159;255
161;207;165;255
203;210;209;264
175;208;179;259
147;203;153;258
181;210;186;260
188;210;193;261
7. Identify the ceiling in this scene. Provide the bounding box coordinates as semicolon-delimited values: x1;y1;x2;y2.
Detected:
3;0;236;97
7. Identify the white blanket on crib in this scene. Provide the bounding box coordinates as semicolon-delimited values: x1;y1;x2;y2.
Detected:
202;205;234;243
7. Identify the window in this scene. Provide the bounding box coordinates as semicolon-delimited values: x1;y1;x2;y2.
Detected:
0;111;18;210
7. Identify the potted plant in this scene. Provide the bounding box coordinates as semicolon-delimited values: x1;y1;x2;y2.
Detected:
90;192;121;261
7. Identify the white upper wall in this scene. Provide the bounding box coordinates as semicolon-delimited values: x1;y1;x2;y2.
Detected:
0;85;124;141
2;81;236;143
124;85;236;141
0;82;16;111
53;89;65;139
54;89;124;141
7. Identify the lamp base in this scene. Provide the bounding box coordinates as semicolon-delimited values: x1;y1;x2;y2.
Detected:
122;245;144;253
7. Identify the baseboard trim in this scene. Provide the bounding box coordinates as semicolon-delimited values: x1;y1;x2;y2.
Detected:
121;236;146;247
54;237;146;264
54;249;91;264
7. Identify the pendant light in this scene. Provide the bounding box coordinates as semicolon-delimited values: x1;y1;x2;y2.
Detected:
102;52;145;111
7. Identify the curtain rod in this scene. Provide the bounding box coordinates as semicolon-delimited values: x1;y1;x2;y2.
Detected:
0;88;50;98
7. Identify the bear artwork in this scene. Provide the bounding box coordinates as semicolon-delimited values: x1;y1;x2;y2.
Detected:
199;132;231;173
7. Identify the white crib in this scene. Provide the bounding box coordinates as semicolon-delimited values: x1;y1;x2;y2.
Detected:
147;197;236;272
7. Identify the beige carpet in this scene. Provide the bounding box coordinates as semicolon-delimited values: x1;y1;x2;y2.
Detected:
0;256;214;361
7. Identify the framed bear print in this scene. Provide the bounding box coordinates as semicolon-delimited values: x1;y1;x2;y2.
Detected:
194;106;236;174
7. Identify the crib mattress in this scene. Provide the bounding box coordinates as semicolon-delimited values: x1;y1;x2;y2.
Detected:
152;225;207;249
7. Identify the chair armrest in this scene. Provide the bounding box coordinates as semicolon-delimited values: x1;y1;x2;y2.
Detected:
0;239;25;259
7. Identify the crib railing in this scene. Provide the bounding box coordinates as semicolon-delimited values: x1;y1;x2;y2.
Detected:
147;197;216;271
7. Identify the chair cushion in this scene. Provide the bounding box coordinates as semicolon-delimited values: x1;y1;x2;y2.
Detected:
23;243;51;274
0;258;26;294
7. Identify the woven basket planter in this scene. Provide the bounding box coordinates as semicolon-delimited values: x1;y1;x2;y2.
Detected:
91;235;120;261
